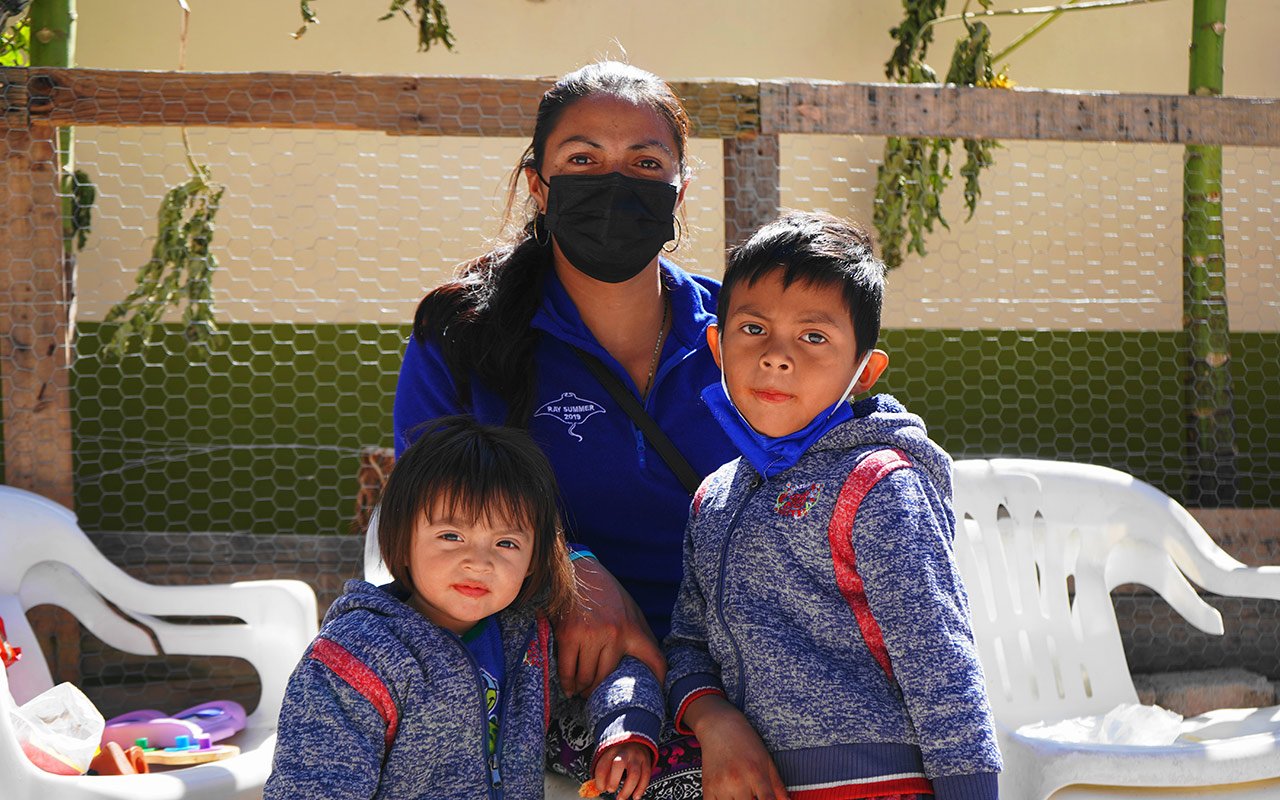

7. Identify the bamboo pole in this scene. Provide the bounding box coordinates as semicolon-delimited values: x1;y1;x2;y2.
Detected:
1182;0;1234;507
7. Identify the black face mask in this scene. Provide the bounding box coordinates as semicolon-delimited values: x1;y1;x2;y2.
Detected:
541;172;678;284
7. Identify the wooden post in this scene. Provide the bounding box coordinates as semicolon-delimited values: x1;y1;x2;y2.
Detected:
0;120;74;509
723;134;780;250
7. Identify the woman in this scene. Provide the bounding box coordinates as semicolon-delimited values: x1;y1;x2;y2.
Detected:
393;61;738;791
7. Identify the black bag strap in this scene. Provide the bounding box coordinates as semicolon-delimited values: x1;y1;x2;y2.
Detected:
572;347;702;496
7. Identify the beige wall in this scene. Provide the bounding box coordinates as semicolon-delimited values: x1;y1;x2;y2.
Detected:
65;1;1280;331
75;1;1280;95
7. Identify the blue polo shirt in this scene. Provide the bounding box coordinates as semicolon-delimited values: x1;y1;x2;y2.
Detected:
394;260;738;637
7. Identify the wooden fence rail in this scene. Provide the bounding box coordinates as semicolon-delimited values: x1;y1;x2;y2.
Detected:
2;68;1279;505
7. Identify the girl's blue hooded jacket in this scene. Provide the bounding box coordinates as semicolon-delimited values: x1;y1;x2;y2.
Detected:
265;580;663;800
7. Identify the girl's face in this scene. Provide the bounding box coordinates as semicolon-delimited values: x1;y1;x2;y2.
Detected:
405;498;535;635
525;94;687;213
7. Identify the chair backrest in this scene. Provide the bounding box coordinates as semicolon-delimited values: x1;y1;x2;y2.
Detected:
363;507;393;585
0;487;110;703
0;486;169;704
951;459;1223;729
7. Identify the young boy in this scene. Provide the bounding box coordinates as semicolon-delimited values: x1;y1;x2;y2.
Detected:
665;211;1002;800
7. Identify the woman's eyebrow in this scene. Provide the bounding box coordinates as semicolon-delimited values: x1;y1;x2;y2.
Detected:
553;134;674;159
558;134;603;149
631;139;675;158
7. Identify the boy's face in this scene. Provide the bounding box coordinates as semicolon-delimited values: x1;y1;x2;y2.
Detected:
710;269;887;438
405;500;534;635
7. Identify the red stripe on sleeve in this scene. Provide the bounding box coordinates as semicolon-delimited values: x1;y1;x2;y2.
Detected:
673;687;726;735
827;449;912;684
537;615;553;732
590;732;661;776
790;776;934;799
691;482;709;517
310;637;399;749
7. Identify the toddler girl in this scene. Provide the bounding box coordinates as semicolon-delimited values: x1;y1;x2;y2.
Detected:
266;416;660;799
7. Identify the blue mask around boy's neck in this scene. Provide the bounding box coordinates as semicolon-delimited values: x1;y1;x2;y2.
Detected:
702;350;872;480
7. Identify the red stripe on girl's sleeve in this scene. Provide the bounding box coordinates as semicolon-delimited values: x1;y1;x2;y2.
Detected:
827;449;912;684
591;732;661;776
538;615;553;732
310;637;399;749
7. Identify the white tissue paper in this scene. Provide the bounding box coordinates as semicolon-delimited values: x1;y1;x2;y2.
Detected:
1017;703;1184;746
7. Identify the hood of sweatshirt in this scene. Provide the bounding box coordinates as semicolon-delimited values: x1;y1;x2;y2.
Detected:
322;579;425;629
806;393;953;501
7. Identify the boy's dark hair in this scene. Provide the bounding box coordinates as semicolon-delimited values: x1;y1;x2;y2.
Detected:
718;210;886;357
377;415;575;619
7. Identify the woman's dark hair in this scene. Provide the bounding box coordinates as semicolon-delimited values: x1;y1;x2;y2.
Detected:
377;415;575;619
412;61;691;427
718;210;886;358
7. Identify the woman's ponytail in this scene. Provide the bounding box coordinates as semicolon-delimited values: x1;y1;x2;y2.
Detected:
413;222;550;427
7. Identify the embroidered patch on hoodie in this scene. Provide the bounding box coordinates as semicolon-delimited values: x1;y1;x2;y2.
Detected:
535;392;606;442
774;481;823;518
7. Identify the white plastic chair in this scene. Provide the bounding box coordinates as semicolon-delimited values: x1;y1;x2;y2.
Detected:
951;459;1280;800
0;484;318;800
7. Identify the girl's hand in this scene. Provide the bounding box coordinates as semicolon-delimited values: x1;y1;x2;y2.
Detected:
592;741;654;800
683;695;789;800
554;557;667;695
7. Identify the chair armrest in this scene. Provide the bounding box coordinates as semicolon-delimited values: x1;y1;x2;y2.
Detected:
1155;497;1280;603
1189;564;1280;603
73;573;317;727
1107;540;1224;635
125;580;317;726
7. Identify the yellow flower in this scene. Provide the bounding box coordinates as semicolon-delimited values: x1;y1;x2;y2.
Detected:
982;69;1016;90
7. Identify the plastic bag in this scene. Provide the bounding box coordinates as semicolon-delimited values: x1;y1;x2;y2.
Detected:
10;682;105;774
1017;702;1184;746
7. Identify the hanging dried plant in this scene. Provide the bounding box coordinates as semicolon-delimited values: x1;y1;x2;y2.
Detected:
875;0;1002;269
101;162;223;359
294;0;456;52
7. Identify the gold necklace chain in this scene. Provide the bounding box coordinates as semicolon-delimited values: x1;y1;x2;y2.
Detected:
641;293;670;399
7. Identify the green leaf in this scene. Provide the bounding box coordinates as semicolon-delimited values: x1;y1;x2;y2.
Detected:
886;0;947;80
62;168;96;251
379;0;455;52
0;15;30;66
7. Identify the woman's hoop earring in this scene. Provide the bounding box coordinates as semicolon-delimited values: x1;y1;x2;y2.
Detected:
662;218;683;253
534;214;550;247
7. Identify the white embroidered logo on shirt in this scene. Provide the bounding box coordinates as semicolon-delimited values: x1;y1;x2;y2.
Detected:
535;392;606;442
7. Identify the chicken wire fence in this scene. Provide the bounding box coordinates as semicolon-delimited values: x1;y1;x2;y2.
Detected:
1;72;1278;716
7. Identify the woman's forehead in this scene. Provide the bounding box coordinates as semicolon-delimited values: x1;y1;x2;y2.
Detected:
546;95;679;154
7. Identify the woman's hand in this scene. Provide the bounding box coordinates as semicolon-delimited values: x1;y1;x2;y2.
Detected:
554;558;667;696
683;695;789;800
591;741;654;800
